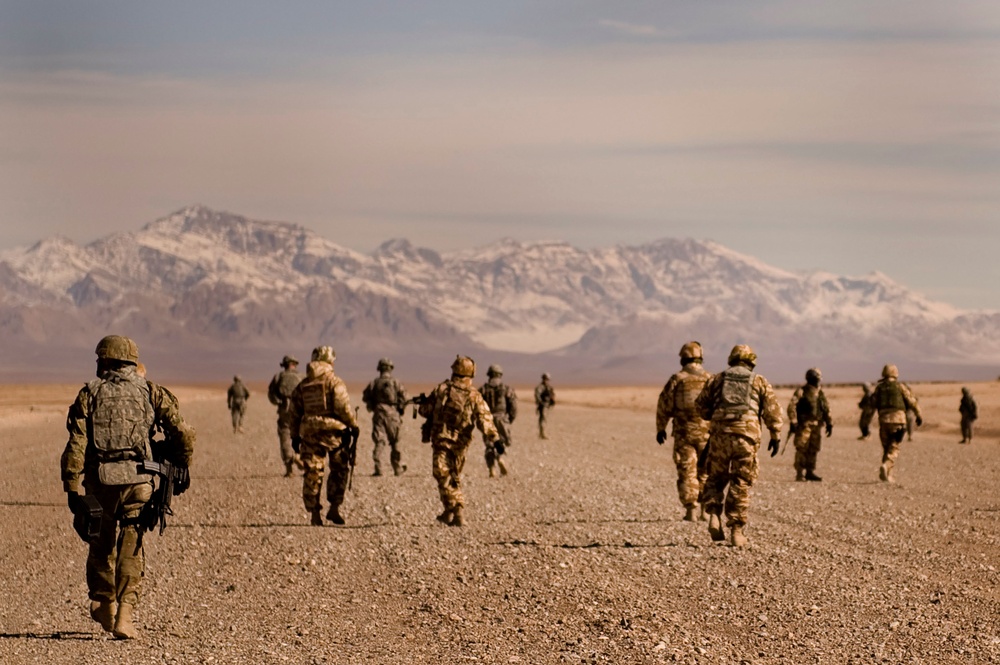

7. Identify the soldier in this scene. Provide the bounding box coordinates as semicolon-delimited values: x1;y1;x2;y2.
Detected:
870;364;922;482
361;357;409;477
227;375;250;434
289;346;359;526
534;372;556;439
695;344;782;547
655;341;712;521
903;382;919;441
959;387;978;444
418;356;499;526
787;368;833;482
61;335;195;639
480;364;518;477
268;355;303;477
857;383;875;440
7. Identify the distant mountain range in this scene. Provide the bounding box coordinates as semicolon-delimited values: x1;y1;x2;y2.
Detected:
1;205;997;384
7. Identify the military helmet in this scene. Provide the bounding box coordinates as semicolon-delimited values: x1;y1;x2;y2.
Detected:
805;368;821;385
311;346;336;365
377;357;394;372
95;335;139;364
280;355;299;367
451;355;476;378
679;341;703;361
233;375;241;382
962;386;970;395
882;364;898;379
727;344;757;368
487;364;503;377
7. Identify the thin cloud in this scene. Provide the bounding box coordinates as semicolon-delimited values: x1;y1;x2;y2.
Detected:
598;19;668;38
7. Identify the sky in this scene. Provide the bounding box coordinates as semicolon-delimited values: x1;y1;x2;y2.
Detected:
1;1;999;309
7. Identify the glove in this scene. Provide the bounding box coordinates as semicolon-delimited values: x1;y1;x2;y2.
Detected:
915;416;923;427
494;440;506;456
174;467;191;495
656;430;667;445
767;437;780;457
291;436;302;454
825;423;833;437
789;422;798;436
67;491;85;514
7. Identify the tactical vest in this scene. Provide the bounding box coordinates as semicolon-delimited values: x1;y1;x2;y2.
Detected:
299;377;331;417
795;385;821;422
370;376;400;406
277;370;300;399
715;365;758;420
674;371;709;416
875;381;905;411
482;381;508;415
433;381;474;441
87;370;154;485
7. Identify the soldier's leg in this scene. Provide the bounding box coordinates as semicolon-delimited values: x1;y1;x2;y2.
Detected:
278;419;298;471
300;442;326;514
115;482;153;607
85;484;121;606
700;435;730;516
386;415;404;475
673;437;700;511
371;419;387;476
805;423;822;473
231;407;240;432
793;427;808;478
484;442;497;476
538;408;547;439
724;436;759;530
878;424;902;481
326;446;350;523
432;445;455;522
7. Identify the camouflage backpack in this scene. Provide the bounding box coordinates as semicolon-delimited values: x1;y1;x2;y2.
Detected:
369;376;400;407
481;381;508;415
299;377;331;417
432;381;474;441
87;370;155;485
795;385;821;422
716;365;757;420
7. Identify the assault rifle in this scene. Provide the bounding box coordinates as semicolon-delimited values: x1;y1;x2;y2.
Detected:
137;459;190;535
345;407;361;490
404;393;433;443
781;424;796;455
403;393;428;419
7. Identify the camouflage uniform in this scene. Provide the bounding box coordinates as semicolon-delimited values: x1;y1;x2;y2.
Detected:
268;357;303;476
871;365;921;482
656;358;712;513
857;383;875;440
787;369;832;481
227;376;250;433
696;346;782;543
534;374;556;439
289;348;358;524
959;387;977;443
61;336;195;638
419;356;498;525
362;360;408;476
480;366;518;477
902;383;918;441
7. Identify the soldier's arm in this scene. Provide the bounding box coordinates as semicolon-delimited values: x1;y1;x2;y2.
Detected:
820;391;833;426
396;381;408;410
899;384;922;420
60;387;91;493
289;389;304;439
473;393;499;441
786;388;800;426
758;377;784;438
418;385;441;419
507;386;518;422
656;379;677;432
695;376;718;421
150;383;195;467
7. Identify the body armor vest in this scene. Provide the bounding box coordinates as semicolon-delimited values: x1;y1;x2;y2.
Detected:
370;376;400;406
88;370;154;485
715;365;758;420
482;381;508;415
796;385;821;422
277;371;300;399
674;370;709;416
876;381;905;411
433;381;473;441
299;379;331;417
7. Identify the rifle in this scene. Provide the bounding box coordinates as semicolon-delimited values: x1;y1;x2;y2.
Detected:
403;392;428;419
137;459;189;535
345;407;361;490
781;425;795;455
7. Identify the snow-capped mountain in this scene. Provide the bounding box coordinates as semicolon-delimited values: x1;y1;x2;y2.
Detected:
1;205;996;383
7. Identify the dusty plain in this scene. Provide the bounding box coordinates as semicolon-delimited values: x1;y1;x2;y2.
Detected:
0;380;997;664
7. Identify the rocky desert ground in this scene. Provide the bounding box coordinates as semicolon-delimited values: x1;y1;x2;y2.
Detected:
0;379;997;664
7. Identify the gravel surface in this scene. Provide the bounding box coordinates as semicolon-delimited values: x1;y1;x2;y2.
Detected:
0;382;997;664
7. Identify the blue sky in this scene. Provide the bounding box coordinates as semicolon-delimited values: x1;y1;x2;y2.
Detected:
2;1;999;309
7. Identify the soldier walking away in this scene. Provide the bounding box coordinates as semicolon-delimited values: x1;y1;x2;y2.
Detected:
655;341;712;521
857;383;875;440
787;368;833;482
959;387;978;444
534;373;556;439
362;357;409;477
871;364;922;483
480;364;518;477
268;355;304;476
289;346;360;526
227;375;250;433
695;344;783;548
61;335;195;639
418;356;499;526
903;382;919;441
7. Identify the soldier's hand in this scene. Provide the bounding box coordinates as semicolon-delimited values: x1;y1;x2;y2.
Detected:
67;491;85;514
292;436;302;454
915;416;923;427
656;430;667;445
825;423;833;437
174;467;191;495
768;437;780;457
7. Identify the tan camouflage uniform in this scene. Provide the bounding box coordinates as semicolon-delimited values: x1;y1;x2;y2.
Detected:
696;367;782;530
787;384;832;478
871;371;921;481
268;361;303;475
61;365;195;620
290;359;358;519
420;374;498;520
362;370;408;476
656;363;712;510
